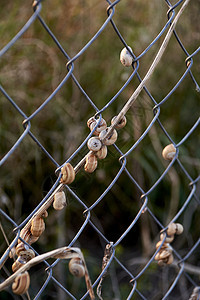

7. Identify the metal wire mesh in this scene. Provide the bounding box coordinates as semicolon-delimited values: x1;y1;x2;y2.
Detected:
0;0;199;299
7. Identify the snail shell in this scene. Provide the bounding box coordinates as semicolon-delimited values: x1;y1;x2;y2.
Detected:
41;210;48;218
69;257;85;278
19;249;35;262
12;260;24;273
12;271;30;295
159;249;171;260
111;115;127;129
162;144;176;161
30;216;45;237
16;242;29;257
53;191;67;210
99;127;118;146
87;117;107;135
156;241;168;250
120;46;133;67
84;154;98;173
60;163;75;185
167;223;184;236
9;247;16;259
160;233;174;243
95;145;107;160
87;137;102;152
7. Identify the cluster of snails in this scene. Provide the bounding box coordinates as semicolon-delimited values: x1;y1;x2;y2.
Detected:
10;212;48;294
155;223;184;266
86;115;127;173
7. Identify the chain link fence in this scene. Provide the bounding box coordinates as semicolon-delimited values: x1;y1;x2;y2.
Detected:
0;0;199;299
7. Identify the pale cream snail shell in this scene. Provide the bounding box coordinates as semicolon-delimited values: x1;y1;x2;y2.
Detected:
160;233;174;243
30;216;45;237
99;127;118;146
87;137;102;152
87;117;107;136
95;145;107;160
111;115;127;129
60;162;75;185
12;271;30;295
68;257;85;278
53;191;67;210
167;223;184;236
162;144;177;161
84;154;98;173
120;46;133;67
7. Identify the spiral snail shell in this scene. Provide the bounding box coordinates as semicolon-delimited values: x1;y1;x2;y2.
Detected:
69;257;85;278
12;271;30;295
60;163;75;185
19;249;35;262
99;127;118;146
120;46;133;67
30;216;45;237
53;191;67;210
111;115;127;129
167;223;183;236
87;117;107;136
84;154;98;173
12;260;24;273
95;145;107;160
162;144;177;161
87;137;102;152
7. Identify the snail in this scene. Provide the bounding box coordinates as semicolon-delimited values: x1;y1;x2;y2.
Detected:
111;115;127;129
19;229;39;245
162;144;177;161
99;127;118;146
87;117;107;136
60;163;75;185
167;223;184;235
95;145;107;160
12;260;24;273
30;216;45;237
87;137;102;152
19;249;35;263
160;233;174;243
120;46;133;67
53;191;67;210
69;257;85;278
12;271;30;295
158;253;174;266
84;154;98;173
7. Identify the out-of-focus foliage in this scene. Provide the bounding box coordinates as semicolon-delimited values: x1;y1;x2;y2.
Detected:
0;0;199;299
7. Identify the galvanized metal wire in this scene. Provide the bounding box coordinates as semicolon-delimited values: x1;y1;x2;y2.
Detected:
0;0;199;299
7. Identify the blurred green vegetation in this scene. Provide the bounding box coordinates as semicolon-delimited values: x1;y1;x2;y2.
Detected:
0;0;199;299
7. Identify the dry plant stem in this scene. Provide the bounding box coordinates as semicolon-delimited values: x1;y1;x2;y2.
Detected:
101;0;191;141
0;247;95;300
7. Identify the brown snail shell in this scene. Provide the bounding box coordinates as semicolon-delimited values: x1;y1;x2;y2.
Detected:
30;216;45;237
16;242;28;257
60;163;75;185
87;137;102;152
12;271;30;295
160;233;174;243
111;115;127;129
53;191;67;210
69;257;85;278
9;247;16;259
19;249;35;262
156;241;168;250
12;260;24;273
120;46;133;67
41;210;48;218
95;145;107;160
84;154;98;173
87;117;107;135
162;144;176;161
99;127;118;146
